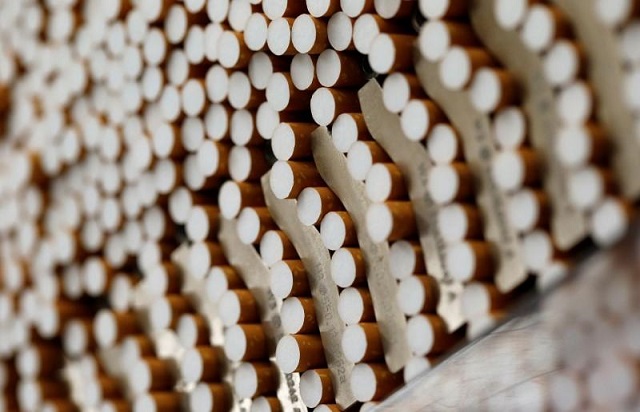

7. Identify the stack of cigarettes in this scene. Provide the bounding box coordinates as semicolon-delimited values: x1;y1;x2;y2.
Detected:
0;0;639;410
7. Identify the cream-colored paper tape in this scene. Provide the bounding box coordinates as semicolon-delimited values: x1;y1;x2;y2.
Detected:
311;126;411;372
261;173;356;408
219;218;306;411
469;0;588;251
553;0;640;201
415;53;527;293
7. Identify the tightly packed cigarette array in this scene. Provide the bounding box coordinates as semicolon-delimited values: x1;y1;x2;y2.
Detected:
0;0;638;410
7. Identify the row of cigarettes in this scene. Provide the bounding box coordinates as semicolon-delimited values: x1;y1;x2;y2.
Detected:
0;0;639;410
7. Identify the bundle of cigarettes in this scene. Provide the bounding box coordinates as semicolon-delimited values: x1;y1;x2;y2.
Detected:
0;0;638;410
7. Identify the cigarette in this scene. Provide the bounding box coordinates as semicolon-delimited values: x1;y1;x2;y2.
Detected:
382;72;425;114
119;334;156;366
437;202;483;243
419;20;478;62
493;0;536;31
310;87;361;126
251;396;283;412
595;0;640;27
320;211;358;251
259;230;297;267
469;68;520;113
300;368;336;407
16;344;64;378
206;266;246;304
245;13;269;52
256;101;302;139
229;110;264;146
366;201;417;243
591;197;632;246
365;163;407;202
374;0;415;18
308;0;341;17
397;274;440;316
492;148;542;192
148;295;193;331
228;71;265;110
230;145;270;182
419;0;470;19
557;81;594;126
368;33;415;74
181;79;206;117
236;206;276;245
267;18;297;56
93;309;141;349
521;229;563;272
142;66;164;102
223;324;267;362
401;98;447;142
176;313;210;348
428;162;474;205
39;399;80;412
292;14;329;55
218;31;252;68
269;260;311;299
543;40;585;87
350;363;403;402
290;53;321;91
461;282;510;320
219;289;260;326
250;50;296;91
317;50;365;88
81;257;114;297
328;12;355;51
446;240;495;282
180;346;222;383
520;4;572;53
189;382;232;412
185;205;220;243
143;28;168;66
233;362;279;398
266;73;313;112
263;0;308;19
331;113;370;153
556;124;609;168
218;180;265;220
133;391;183;412
493;106;527;150
341;0;375;18
281;296;318;334
567;166;615;212
195;140;230;179
341;323;384;363
269;160;324;200
338;287;375;325
189;241;227;279
39;300;92;337
346;140;391;181
17;379;70;410
440;46;496;91
154;160;184;196
276;334;326;373
297;186;343;227
406;314;459;356
143;206;176;242
128;357;177;393
507;189;550;232
389;240;427;280
62;318;95;358
181;116;206;152
271;122;316;161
